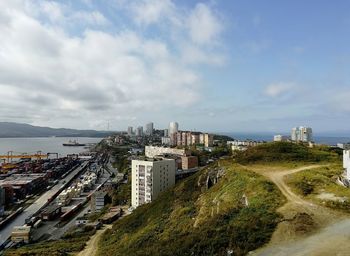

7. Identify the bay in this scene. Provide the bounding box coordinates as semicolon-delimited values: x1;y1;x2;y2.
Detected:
0;137;102;158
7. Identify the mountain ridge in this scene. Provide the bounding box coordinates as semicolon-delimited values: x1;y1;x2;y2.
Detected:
0;122;114;138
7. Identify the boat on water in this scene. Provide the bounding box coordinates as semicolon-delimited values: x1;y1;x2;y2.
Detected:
62;140;86;147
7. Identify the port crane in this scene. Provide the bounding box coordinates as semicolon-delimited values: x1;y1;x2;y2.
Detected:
0;151;59;163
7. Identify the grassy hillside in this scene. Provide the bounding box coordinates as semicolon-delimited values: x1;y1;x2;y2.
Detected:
4;225;96;256
97;161;285;256
285;164;350;212
235;142;340;164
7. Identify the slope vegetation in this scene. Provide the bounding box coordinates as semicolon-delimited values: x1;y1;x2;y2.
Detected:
97;161;285;256
235;142;340;164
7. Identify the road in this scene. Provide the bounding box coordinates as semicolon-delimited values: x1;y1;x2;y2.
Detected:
0;162;88;246
77;224;112;256
251;165;350;256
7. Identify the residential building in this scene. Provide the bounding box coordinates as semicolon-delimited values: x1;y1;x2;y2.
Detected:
274;135;289;142
127;126;133;136
136;126;143;137
176;132;182;146
191;133;200;145
161;137;171;145
181;132;187;146
145;122;154;136
343;150;350;180
199;133;205;144
181;156;198;170
204;133;214;147
145;146;188;158
291;126;313;142
131;158;176;208
169;122;179;135
338;143;350;150
164;129;169;137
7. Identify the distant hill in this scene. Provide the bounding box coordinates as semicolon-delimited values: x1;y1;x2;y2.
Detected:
0;122;114;138
234;142;341;164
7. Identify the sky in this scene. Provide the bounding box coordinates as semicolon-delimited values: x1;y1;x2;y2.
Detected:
0;0;350;134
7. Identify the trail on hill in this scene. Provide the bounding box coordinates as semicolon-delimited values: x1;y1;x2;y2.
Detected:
251;165;350;256
77;225;112;256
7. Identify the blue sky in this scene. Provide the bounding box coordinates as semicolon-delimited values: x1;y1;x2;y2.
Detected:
0;0;349;134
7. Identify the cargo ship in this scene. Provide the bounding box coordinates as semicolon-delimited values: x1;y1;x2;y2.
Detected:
62;140;86;147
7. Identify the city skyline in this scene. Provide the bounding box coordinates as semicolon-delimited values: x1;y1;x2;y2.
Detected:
0;1;350;133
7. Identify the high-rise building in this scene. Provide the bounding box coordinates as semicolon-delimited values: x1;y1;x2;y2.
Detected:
291;127;313;142
181;132;187;146
169;122;179;135
204;133;214;147
136;126;143;137
343;150;350;180
164;129;169;137
176;132;182;146
127;126;133;136
145;122;154;136
199;134;205;144
131;159;176;208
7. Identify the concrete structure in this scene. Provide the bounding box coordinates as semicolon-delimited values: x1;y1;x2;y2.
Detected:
131;158;176;208
191;134;200;145
91;191;111;212
127;126;133;136
161;137;171;145
343;150;350;180
145;146;188;158
338;143;350;150
291;126;313;142
169;122;179;135
164;129;169;137
136;126;143;137
11;225;32;243
181;156;198;170
145;122;154;136
199;133;205;144
228;140;265;151
274;135;289;142
204;133;214;147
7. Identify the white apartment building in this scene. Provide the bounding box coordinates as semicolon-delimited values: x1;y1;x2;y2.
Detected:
145;146;187;158
291;126;313;142
169;122;179;135
161;137;171;145
131;159;176;208
343;150;350;180
274;135;289;142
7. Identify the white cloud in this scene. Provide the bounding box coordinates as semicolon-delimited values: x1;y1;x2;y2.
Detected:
187;3;223;45
128;0;176;26
264;82;295;97
39;1;109;26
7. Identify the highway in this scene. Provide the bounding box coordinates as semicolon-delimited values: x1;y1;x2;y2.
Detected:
0;161;89;246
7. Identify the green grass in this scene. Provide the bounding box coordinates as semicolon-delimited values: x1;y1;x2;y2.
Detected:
235;142;340;164
285;164;350;212
97;161;285;256
4;226;96;256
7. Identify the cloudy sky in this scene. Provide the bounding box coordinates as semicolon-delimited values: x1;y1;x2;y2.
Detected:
0;0;349;133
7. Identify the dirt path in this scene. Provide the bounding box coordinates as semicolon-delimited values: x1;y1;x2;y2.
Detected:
250;164;350;256
77;224;112;256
